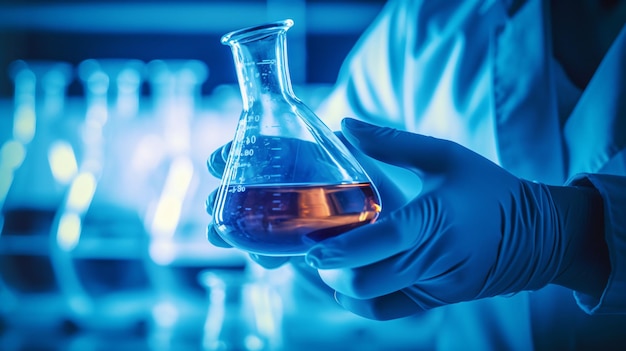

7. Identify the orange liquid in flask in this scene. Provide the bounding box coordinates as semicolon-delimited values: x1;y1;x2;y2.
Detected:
215;182;381;255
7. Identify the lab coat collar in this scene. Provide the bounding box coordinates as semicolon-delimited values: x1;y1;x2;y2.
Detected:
492;0;566;185
564;25;626;177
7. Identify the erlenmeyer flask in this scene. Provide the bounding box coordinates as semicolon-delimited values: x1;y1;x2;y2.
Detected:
49;59;154;332
0;60;75;328
198;267;283;351
213;19;381;256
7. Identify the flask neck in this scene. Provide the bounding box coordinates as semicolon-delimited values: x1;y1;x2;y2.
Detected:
229;30;295;110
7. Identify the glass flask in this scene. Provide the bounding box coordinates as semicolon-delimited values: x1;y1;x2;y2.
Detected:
198;267;283;351
0;60;75;328
213;19;381;256
145;60;247;345
49;59;155;331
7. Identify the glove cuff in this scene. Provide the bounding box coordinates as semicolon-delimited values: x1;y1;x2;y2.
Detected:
548;181;610;302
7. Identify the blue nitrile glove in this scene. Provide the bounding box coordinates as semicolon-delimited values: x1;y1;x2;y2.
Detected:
305;118;611;321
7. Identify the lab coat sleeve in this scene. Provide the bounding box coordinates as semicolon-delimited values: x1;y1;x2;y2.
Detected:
314;0;417;131
568;173;626;314
314;0;512;132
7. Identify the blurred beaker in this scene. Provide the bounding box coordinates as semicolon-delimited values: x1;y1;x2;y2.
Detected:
1;60;76;209
0;60;75;328
48;58;158;332
197;267;283;351
144;59;248;342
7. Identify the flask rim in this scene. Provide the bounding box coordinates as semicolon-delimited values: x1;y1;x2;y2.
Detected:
220;19;294;45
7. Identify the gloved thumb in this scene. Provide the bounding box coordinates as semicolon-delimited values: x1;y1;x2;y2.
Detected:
341;118;453;174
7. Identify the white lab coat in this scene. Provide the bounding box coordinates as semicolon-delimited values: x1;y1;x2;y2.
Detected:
315;0;626;349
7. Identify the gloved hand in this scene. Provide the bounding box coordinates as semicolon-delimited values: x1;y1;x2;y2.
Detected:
305;118;611;320
205;130;409;269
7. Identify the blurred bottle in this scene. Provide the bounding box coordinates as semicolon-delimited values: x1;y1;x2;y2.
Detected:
197;266;283;351
1;60;76;213
144;59;248;343
48;59;158;332
0;60;75;328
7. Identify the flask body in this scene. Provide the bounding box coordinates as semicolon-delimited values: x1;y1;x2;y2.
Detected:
213;19;381;256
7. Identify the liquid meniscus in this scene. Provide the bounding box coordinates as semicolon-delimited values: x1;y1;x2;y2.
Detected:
215;182;381;255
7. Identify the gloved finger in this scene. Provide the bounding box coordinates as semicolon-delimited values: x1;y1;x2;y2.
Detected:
318;238;461;300
205;188;218;215
206;141;232;178
316;250;422;300
305;197;426;270
208;229;291;270
207;223;232;248
340;118;457;175
290;256;337;297
208;222;291;268
334;290;424;321
336;131;409;212
248;254;291;269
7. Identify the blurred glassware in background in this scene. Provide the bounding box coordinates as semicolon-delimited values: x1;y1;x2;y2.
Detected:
48;58;158;332
0;60;75;329
145;59;208;269
197;266;283;351
144;59;248;346
0;52;401;350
